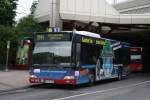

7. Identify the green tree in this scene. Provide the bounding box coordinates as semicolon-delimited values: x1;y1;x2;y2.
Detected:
0;14;44;69
0;0;44;69
16;15;44;35
30;0;38;15
0;0;18;26
0;25;18;69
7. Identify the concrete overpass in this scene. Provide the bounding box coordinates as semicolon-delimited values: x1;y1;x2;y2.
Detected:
114;0;150;14
34;0;150;28
59;0;150;24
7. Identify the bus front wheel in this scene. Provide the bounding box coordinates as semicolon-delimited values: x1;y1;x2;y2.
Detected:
88;74;95;86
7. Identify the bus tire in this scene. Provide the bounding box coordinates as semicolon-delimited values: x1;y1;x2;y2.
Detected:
118;66;123;81
118;71;123;81
88;74;95;86
118;74;122;80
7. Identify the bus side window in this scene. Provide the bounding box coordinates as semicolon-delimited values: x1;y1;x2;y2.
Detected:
76;43;81;67
80;44;100;65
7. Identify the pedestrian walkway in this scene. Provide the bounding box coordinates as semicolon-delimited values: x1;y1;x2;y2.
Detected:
0;70;30;92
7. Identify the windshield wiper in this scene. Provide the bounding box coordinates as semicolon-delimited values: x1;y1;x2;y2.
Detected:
32;63;74;69
33;64;40;66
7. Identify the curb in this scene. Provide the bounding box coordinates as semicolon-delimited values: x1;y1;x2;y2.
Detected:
0;85;30;95
0;84;43;95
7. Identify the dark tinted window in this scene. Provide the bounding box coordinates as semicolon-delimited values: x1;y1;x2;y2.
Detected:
80;44;101;65
33;42;72;66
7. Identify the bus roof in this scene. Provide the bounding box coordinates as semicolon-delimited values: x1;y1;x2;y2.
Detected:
100;37;130;46
35;31;101;39
61;31;101;39
33;31;129;46
75;31;101;38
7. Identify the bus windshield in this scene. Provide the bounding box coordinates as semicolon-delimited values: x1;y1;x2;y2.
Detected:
130;55;142;63
32;41;72;67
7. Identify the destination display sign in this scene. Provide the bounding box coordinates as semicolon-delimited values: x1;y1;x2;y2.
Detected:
81;37;105;45
34;33;72;41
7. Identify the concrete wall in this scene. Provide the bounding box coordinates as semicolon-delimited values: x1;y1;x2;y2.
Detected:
34;0;62;28
60;0;119;23
34;0;150;26
60;0;150;24
114;0;150;14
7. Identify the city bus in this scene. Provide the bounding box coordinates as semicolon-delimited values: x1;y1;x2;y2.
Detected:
29;31;130;85
130;47;143;72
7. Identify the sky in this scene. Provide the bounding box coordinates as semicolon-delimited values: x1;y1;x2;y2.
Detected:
15;0;35;21
106;0;128;4
16;0;128;21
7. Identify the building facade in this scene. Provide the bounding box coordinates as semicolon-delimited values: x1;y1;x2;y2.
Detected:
34;0;150;30
113;0;150;14
34;0;62;28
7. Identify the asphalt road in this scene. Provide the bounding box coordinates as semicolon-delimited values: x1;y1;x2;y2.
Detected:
0;73;150;100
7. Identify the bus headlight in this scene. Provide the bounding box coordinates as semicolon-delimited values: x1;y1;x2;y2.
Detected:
64;76;75;80
33;69;40;73
30;75;37;78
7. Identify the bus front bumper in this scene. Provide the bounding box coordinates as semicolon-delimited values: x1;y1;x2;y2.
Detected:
29;77;76;85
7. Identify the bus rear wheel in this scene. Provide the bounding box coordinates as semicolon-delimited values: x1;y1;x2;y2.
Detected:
118;74;122;80
118;66;123;81
118;71;123;80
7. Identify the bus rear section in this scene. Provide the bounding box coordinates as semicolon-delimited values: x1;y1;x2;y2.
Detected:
130;47;143;72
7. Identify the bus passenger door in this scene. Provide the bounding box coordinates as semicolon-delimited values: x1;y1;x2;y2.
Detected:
76;43;81;68
101;40;113;78
102;57;113;77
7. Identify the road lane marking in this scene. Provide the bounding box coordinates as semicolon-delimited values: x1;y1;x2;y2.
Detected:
52;80;150;100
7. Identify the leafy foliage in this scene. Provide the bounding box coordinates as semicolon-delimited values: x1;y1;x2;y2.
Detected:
0;0;18;26
16;15;45;34
0;25;18;69
30;0;38;15
0;1;45;69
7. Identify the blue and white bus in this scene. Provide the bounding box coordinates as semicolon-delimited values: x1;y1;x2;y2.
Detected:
29;31;130;85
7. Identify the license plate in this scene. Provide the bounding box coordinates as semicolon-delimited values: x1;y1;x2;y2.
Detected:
45;80;54;84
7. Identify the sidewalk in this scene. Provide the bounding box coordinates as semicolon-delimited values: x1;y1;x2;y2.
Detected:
0;70;30;92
